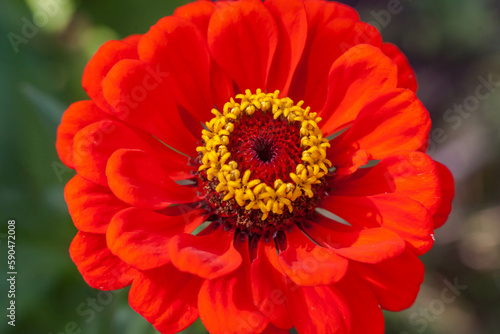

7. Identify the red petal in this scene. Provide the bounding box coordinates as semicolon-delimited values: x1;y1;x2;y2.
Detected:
65;175;128;234
208;0;278;92
320;194;435;255
210;60;235;112
319;44;398;136
381;42;418;92
332;151;443;220
56;101;111;168
106;149;199;210
261;323;290;334
107;207;205;270
265;0;307;95
304;19;382;112
72;120;191;187
351;248;424;311
328;89;431;171
138;16;213;122
303;223;406;263
303;0;360;52
121;34;142;46
161;3;227;124
304;0;359;36
82;40;138;113
173;0;216;35
129;263;202;333
69;231;137;290
287;285;350;334
174;1;232;111
336;272;385;334
169;226;242;279
251;240;293;329
288;0;359;101
198;239;269;334
277;228;348;286
433;162;454;228
102;59;198;155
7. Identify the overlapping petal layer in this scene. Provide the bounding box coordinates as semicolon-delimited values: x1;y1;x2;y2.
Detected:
57;1;454;333
70;232;137;290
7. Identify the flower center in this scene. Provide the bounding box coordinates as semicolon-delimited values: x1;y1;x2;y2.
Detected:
254;138;274;162
254;138;276;163
226;107;303;184
196;89;332;235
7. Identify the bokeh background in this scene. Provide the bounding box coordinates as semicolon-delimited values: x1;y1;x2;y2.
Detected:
1;0;499;333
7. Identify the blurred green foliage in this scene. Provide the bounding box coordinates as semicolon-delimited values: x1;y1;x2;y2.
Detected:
1;0;499;333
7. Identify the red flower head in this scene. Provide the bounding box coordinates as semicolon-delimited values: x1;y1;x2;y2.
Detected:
57;0;455;333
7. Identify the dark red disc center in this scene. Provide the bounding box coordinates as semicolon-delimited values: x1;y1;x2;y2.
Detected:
227;110;302;184
254;137;276;163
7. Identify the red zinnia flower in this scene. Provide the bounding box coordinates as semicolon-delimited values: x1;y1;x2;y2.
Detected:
56;0;455;333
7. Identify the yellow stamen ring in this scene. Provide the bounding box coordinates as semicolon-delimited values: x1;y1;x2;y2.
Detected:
197;89;332;220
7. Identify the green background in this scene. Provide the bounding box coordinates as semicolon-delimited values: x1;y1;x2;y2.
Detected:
1;0;500;333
